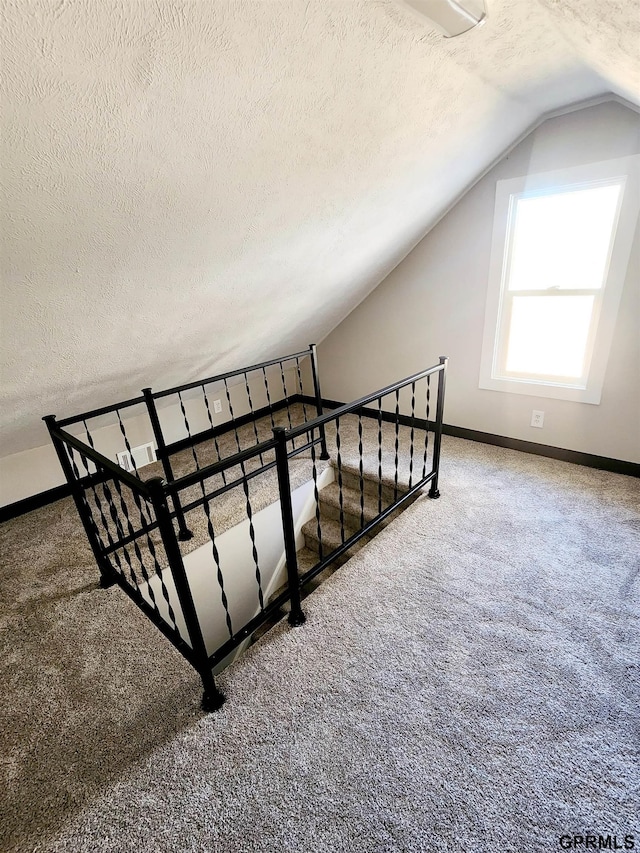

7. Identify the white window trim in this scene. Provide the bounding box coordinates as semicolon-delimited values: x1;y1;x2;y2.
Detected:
479;155;640;405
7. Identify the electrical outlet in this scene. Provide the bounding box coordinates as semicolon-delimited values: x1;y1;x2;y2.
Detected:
531;410;544;428
213;399;223;414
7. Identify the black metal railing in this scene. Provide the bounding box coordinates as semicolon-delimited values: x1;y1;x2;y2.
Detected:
44;350;447;712
274;357;447;594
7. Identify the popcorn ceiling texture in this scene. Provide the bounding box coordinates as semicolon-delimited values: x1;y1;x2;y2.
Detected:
1;0;637;456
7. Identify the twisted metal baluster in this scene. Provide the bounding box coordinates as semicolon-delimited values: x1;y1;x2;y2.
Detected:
197;490;234;637
358;412;365;529
224;377;243;455
116;408;142;478
113;414;170;600
65;444;107;552
102;478;142;594
137;494;179;631
113;411;179;628
221;379;265;614
409;381;416;489
177;391;201;471
68;443;143;599
245;480;265;611
394;389;400;501
377;396;383;515
310;427;323;560
201;384;227;485
109;468;177;630
423;374;431;480
279;359;296;448
77;428;126;579
335;415;345;544
243;371;264;463
295;357;309;433
261;366;276;434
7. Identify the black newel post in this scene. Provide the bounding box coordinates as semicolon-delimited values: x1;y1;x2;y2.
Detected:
142;388;193;541
43;415;117;588
428;356;448;499
273;427;306;626
309;343;330;460
147;477;225;712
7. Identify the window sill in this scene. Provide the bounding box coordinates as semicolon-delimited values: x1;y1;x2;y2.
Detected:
478;375;601;404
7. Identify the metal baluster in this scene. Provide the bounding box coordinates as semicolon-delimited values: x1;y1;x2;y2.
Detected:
279;359;296;449
190;476;234;637
409;381;416;489
177;391;201;472
142;388;192;540
201;458;264;614
112;418;178;623
423;374;431;480
261;366;277;435
68;443;143;600
77;428;127;580
377;396;383;515
244;371;264;463
201;384;227;485
428;356;448;499
116;408;142;477
136;492;180;632
220;379;264;608
358;412;365;529
394;388;400;501
102;478;143;596
65;444;107;553
273;428;305;626
310;427;323;560
43;414;114;588
224;377;243;456
295;357;309;433
335;415;345;544
115;412;171;570
309;344;329;459
243;475;265;611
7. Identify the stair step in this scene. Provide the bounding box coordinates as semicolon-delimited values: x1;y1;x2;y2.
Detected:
333;461;409;503
302;513;372;563
317;480;413;531
266;547;325;610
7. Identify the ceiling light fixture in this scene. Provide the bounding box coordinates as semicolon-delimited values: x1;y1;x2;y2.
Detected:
396;0;487;37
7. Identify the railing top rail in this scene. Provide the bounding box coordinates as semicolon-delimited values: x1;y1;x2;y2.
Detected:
165;436;277;494
48;422;151;496
152;348;314;400
56;395;146;428
281;358;447;441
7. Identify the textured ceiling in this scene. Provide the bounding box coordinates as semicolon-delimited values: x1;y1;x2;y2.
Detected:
1;0;638;456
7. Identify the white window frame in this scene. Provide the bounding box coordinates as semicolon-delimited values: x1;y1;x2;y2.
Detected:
479;155;640;405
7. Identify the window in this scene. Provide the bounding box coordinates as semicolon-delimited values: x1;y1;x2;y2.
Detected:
479;155;639;404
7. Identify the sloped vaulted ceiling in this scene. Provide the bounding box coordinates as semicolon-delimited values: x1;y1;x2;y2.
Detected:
1;0;638;456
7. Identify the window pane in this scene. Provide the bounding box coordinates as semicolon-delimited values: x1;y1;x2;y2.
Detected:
505;295;594;378
508;184;622;291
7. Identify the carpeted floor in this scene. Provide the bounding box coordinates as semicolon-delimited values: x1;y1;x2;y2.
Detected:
1;433;638;852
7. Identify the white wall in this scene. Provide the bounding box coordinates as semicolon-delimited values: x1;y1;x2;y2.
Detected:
318;101;640;464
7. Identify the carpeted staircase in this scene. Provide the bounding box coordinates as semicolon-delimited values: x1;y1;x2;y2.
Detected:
300;461;413;574
259;461;415;628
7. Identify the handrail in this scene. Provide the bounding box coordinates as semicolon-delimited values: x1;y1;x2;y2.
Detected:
283;359;447;441
152;348;313;400
56;394;145;428
164;436;277;494
49;422;152;497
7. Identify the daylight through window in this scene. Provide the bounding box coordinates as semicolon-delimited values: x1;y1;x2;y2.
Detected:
479;155;639;405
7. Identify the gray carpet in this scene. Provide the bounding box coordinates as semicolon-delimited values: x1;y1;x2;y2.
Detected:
1;433;638;852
